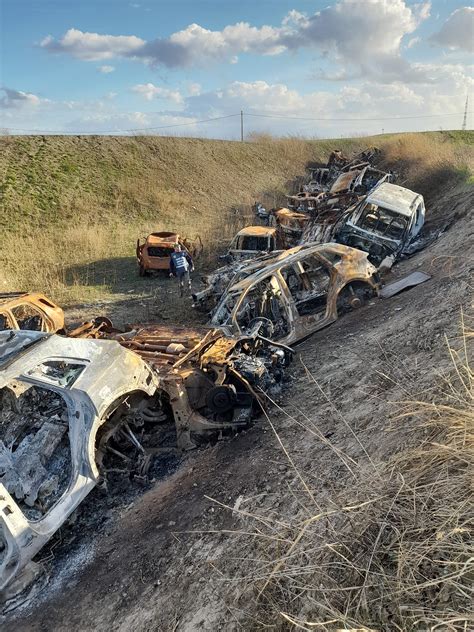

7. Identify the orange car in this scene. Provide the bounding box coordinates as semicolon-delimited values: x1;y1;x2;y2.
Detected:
136;232;185;276
0;292;65;333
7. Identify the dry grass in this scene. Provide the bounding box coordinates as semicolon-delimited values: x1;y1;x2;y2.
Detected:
218;321;473;631
380;133;474;206
0;132;472;304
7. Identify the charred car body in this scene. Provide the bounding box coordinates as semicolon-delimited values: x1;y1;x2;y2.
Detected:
223;226;278;262
0;293;64;334
136;232;202;277
0;322;290;593
210;243;380;346
334;183;425;265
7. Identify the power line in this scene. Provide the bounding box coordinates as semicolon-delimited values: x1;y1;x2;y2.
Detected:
3;109;471;135
246;111;471;122
5;113;240;135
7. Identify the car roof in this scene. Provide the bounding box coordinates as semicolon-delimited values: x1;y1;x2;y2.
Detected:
146;232;178;245
227;243;360;292
275;207;308;219
0;292;52;308
366;183;422;216
236;225;276;237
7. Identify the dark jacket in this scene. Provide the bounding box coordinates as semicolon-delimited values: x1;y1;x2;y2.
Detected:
169;250;193;276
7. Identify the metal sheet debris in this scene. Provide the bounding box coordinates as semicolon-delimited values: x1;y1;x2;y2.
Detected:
380;271;431;298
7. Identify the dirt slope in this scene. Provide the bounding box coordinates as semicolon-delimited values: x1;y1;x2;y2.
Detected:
4;181;472;630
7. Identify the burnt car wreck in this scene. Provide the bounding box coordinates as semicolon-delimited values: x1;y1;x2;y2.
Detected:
0;323;291;594
264;148;423;268
194;243;379;336
210;243;379;345
334;182;426;265
0;293;65;334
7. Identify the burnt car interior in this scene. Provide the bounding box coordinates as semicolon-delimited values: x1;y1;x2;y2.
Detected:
147;246;174;257
233;235;274;251
356;203;408;239
0;305;46;332
235;277;290;340
0;383;72;522
281;257;331;316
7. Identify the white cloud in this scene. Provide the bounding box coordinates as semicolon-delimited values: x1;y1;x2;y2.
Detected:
0;87;44;109
430;7;474;53
406;36;421;49
182;69;472;135
187;82;201;96
39;1;431;80
40;28;144;61
132;82;183;104
278;0;432;82
97;65;115;73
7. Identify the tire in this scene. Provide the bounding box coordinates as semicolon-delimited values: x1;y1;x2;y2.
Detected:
139;265;147;277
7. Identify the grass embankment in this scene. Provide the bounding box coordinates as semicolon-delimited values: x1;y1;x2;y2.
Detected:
0;131;472;303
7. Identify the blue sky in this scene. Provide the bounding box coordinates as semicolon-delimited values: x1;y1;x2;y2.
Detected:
1;0;472;137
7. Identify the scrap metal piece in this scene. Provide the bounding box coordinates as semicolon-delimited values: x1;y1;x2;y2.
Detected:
380;271;431;298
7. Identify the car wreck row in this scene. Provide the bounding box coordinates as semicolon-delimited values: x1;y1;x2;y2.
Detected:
194;148;425;312
0;146;427;602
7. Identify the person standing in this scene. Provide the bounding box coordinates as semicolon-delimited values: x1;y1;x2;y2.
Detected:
169;243;194;296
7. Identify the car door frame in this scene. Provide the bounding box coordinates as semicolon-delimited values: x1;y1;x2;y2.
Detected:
275;252;339;341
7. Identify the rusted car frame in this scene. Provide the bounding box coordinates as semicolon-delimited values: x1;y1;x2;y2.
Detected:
224;226;278;261
273;208;309;247
136;232;202;277
210;243;380;346
192;252;286;313
0;293;64;334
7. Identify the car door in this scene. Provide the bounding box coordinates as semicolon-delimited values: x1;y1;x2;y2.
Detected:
278;254;335;335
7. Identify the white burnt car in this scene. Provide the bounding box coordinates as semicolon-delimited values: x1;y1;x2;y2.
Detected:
335;183;425;265
0;323;291;596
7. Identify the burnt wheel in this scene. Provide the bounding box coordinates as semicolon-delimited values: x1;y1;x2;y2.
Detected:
337;282;374;315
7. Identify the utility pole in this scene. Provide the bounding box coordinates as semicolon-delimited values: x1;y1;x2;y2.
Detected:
240;110;244;141
462;94;468;131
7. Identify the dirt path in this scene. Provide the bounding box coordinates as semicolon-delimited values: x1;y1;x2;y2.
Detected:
3;191;473;631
